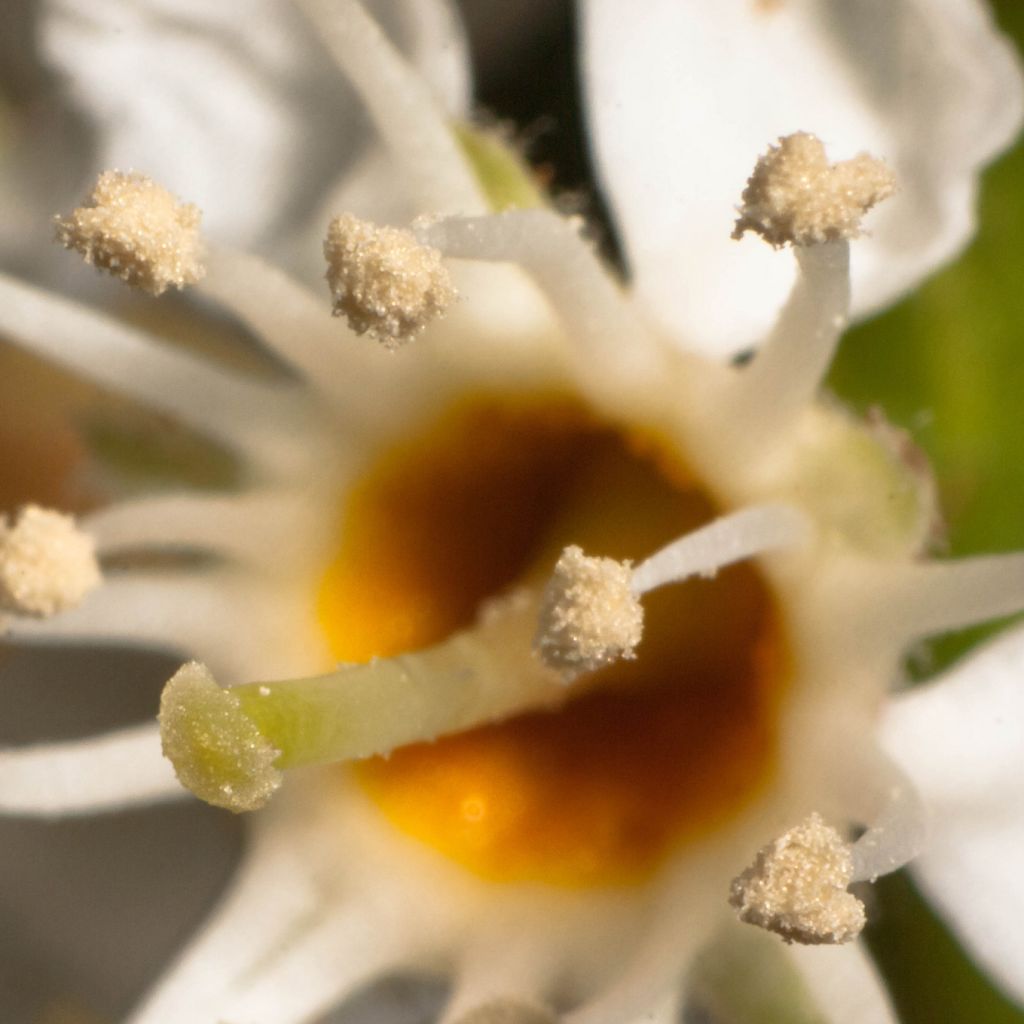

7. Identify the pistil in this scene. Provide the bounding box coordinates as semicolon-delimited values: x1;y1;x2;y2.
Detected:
159;589;568;812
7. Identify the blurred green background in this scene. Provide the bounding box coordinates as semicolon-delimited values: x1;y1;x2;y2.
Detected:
828;2;1024;1021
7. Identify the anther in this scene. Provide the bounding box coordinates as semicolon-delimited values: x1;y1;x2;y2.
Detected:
323;212;456;347
0;505;101;619
533;545;644;682
54;171;206;295
732;132;896;248
729;813;866;945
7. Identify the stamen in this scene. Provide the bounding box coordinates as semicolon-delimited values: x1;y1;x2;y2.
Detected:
213;910;398;1024
533;505;807;680
729;813;866;945
0;723;180;816
293;0;484;213
414;210;657;388
872;553;1024;643
826;744;929;884
444;942;557;1024
850;767;929;883
534;546;643;682
0;272;296;464
199;246;395;422
727;135;896;445
124;829;320;1024
732;132;896;249
324;213;457;347
159;591;566;812
726;240;850;445
54;170;205;295
630;504;809;595
0;505;100;619
10;574;267;682
85;492;307;567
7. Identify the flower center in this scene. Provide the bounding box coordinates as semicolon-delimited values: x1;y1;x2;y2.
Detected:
318;396;789;886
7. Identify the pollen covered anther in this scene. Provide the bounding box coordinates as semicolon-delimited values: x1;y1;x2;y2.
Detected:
732;132;896;247
323;212;456;347
54;170;206;295
534;545;644;682
0;505;100;619
729;813;866;945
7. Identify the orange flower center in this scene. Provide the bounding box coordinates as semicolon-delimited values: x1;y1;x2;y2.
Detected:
318;396;788;886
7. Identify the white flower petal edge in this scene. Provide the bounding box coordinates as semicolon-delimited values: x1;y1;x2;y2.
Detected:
582;0;1024;358
880;623;1024;1004
687;921;897;1023
784;942;898;1024
39;0;471;249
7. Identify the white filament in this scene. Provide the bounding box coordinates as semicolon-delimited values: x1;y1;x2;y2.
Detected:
630;504;809;596
126;827;322;1024
415;211;658;387
851;766;929;883
293;0;484;214
0;723;180;816
200;245;400;422
875;553;1024;643
9;573;264;679
85;492;310;568
0;272;294;463
726;241;850;446
215;910;398;1024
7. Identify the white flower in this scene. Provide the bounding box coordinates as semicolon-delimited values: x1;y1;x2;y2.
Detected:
1;2;1023;1023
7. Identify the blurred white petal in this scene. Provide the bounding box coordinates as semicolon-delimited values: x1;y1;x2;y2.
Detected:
39;0;470;249
582;0;1024;357
880;624;1024;1004
690;925;897;1024
785;941;898;1024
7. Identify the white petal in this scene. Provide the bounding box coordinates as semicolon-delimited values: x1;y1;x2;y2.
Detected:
389;0;471;116
880;624;1024;1004
39;0;470;249
690;924;896;1024
582;0;1024;357
126;821;322;1024
785;942;898;1024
